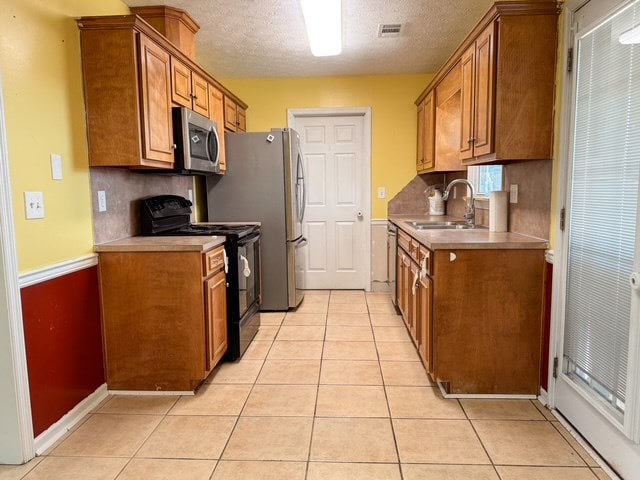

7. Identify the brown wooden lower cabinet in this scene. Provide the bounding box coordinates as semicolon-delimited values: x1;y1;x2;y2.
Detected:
98;245;227;391
396;232;545;395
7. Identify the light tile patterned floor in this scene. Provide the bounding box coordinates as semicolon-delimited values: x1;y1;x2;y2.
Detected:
1;291;614;480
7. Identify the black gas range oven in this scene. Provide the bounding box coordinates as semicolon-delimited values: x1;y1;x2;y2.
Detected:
141;195;261;361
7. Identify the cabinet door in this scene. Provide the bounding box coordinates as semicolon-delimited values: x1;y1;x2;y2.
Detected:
409;261;420;343
416;100;425;171
418;274;433;376
459;44;475;161
191;71;209;116
237;107;247;132
223;95;237;131
396;248;405;316
423;91;435;170
208;85;226;173
170;57;193;108
401;253;412;327
139;34;174;165
472;23;496;157
205;269;228;373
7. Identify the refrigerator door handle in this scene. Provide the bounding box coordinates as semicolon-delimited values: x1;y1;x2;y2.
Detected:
297;152;307;222
295;236;308;247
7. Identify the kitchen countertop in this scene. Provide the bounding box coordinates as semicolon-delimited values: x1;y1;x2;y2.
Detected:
94;235;226;253
389;214;548;250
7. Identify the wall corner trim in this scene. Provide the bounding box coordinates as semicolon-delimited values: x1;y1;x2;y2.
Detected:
19;254;98;289
33;383;108;455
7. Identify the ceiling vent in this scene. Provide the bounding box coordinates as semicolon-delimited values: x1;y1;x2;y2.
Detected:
378;23;402;38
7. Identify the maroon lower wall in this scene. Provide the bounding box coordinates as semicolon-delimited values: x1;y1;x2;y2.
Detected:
21;266;105;437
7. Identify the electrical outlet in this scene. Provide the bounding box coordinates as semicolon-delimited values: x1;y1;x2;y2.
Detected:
50;154;63;180
510;184;519;204
188;189;194;203
377;187;386;199
453;186;457;199
24;192;45;219
97;190;107;212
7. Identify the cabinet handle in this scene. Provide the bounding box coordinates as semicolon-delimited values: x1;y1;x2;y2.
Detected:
172;144;177;149
468;137;476;143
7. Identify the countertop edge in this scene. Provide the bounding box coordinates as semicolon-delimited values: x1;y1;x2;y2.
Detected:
94;236;226;253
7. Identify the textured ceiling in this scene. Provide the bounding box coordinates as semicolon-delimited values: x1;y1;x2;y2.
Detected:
122;0;495;78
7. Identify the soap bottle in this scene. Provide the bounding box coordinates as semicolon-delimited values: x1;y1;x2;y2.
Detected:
429;188;445;216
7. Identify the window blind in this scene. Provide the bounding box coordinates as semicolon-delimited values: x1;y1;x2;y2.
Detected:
564;0;640;415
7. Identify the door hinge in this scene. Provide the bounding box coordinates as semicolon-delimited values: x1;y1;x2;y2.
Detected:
560;208;566;231
553;357;559;379
567;47;573;73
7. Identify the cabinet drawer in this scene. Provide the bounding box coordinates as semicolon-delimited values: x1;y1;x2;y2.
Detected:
203;246;225;277
398;230;411;252
409;241;421;263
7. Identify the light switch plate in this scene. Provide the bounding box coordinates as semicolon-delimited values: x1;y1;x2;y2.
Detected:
510;184;519;204
24;191;45;219
50;154;63;180
377;187;386;199
188;189;193;203
97;190;107;212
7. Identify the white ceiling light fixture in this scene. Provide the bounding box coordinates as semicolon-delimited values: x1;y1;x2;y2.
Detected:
619;24;640;44
300;0;342;56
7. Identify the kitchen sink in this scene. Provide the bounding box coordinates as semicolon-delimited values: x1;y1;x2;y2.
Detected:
405;220;476;230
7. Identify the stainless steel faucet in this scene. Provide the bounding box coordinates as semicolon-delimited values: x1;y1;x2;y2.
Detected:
442;179;475;226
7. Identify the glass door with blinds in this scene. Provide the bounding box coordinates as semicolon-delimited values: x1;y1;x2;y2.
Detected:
554;0;640;476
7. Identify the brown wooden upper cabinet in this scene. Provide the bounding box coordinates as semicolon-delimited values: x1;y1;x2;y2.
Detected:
77;14;247;170
224;95;247;132
415;1;559;170
416;90;435;173
171;57;209;117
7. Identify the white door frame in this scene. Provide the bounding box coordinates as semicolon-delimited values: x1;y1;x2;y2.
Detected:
0;70;35;463
288;107;372;291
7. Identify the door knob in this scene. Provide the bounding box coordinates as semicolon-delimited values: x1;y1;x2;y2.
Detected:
357;210;363;218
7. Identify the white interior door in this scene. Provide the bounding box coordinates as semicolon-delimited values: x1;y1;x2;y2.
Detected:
553;1;640;477
292;113;369;290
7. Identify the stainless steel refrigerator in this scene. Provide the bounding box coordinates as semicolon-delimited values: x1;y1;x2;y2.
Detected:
206;129;307;311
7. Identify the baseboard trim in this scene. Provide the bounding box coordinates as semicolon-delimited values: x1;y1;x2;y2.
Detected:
33;383;108;455
19;254;98;288
538;388;549;406
108;390;194;396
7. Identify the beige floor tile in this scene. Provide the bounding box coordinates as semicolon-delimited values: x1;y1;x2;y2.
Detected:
267;340;324;360
208;360;264;384
212;461;306;480
292;301;328;314
330;290;365;299
275;325;325;341
21;457;127;480
253;325;280;341
373;326;412;342
326;312;371;326
473;420;586;466
376;341;422;361
329;294;368;305
325;325;374;342
242;384;317;416
241;340;273;360
496;466;600;480
369;313;404;326
136;415;236;459
551;422;600;467
380;361;431;386
591;468;613;479
310;418;397;462
222;417;313;461
97;395;178;415
320;360;382;385
402;464;499;480
169;384;252;415
307;462;401;480
367;303;399;314
393;419;490;464
533;399;558;421
365;292;394;304
316;385;389;417
0;457;43;480
256;359;321;384
260;312;285;325
51;414;162;457
117;459;217;480
282;313;327;326
460;399;546;420
322;341;378;360
328;302;369;313
386;386;465;419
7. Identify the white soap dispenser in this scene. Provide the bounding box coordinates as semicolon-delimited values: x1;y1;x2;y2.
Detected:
429;188;445;216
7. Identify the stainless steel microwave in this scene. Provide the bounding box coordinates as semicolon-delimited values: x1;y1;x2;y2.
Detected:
172;107;221;175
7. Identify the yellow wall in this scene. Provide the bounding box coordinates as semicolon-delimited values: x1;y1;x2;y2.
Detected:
221;75;433;219
0;0;129;273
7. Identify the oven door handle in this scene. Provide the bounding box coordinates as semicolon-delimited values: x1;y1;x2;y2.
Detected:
223;249;229;274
